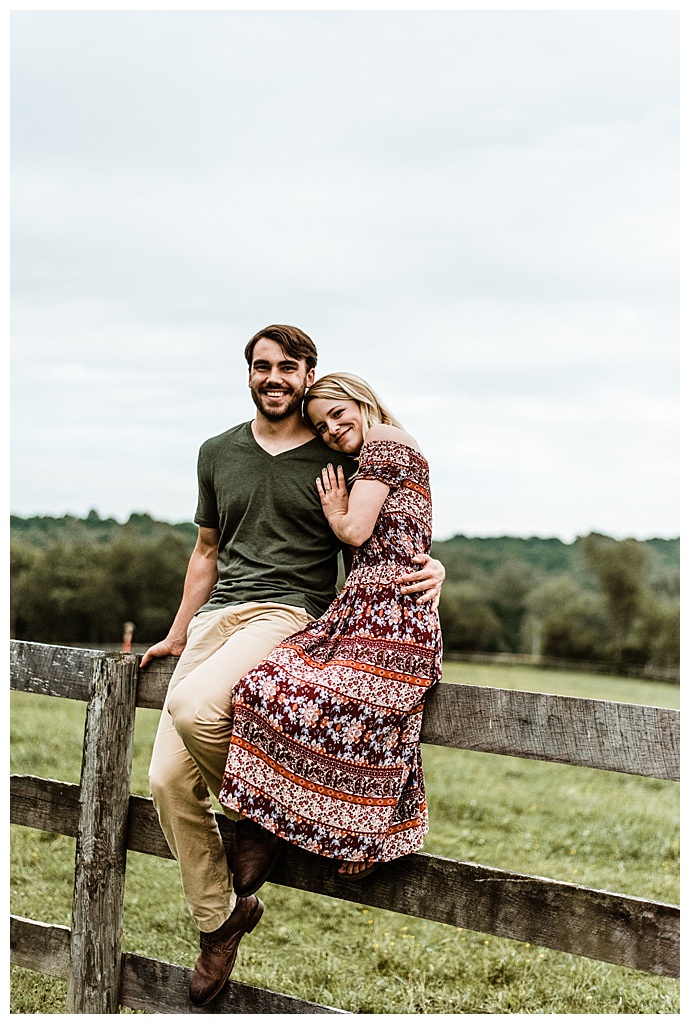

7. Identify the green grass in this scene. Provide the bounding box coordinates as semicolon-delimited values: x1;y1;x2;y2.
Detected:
441;658;680;706
10;663;680;1013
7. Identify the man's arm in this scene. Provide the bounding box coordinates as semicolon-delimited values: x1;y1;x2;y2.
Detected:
397;554;445;609
140;526;220;668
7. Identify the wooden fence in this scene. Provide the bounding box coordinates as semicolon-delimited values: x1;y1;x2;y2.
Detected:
10;639;680;1014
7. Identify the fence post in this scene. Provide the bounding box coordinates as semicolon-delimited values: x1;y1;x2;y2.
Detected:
67;652;139;1013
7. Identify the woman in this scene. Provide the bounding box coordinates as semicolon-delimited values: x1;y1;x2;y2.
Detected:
219;373;442;882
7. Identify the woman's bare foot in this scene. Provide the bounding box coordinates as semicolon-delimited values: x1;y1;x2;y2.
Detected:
337;859;378;880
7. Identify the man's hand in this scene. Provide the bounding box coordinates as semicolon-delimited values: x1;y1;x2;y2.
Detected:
140;635;186;670
397;554;445;609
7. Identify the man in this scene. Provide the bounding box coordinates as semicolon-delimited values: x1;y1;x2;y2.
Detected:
143;325;444;1006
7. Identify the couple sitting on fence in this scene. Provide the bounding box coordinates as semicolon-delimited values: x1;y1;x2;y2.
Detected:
142;325;444;1007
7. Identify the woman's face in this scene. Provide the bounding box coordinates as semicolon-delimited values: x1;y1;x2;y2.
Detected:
307;397;364;455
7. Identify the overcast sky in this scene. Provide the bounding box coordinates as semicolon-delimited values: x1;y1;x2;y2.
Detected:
9;7;679;542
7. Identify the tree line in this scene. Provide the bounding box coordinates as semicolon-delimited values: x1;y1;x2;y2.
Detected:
10;512;679;674
432;533;679;673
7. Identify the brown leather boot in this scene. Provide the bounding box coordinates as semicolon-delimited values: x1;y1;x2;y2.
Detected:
189;894;264;1007
233;818;283;897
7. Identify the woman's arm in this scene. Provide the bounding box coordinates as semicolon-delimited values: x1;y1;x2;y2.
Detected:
318;470;445;606
140;526;220;668
316;464;389;548
317;423;445;606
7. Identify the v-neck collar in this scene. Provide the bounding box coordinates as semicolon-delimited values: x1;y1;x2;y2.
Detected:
244;421;322;460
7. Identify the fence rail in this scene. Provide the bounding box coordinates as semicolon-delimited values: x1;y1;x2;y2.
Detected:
10;640;680;1013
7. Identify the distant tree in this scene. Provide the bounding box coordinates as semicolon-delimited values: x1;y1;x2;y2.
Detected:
486;559;536;652
10;531;190;645
11;542;98;643
645;599;681;670
438;582;501;652
625;594;680;670
646;559;681;602
431;534;574;577
9;516;679;668
107;533;189;640
524;576;610;661
10;542;41;638
579;534;650;664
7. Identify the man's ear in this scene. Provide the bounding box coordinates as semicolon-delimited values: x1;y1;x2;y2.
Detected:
306;367;316;387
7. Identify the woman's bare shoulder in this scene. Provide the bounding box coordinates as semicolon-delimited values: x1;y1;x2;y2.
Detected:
364;422;423;453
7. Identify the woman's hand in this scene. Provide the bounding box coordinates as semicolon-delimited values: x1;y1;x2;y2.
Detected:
316;464;349;523
397;554;446;609
318;465;391;547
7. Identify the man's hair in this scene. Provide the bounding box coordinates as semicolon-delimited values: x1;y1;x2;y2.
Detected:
244;325;318;370
304;372;403;437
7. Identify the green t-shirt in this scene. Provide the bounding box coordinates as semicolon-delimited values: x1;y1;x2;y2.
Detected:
195;422;357;619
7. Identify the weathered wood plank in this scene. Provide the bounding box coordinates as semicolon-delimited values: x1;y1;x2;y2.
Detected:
10;916;71;979
10;641;680;779
9;640;95;700
135;654;178;708
270;843;679;978
9;777;171;854
135;652;680;778
11;778;680;977
9;916;347;1014
10;774;80;836
67;653;139;1014
119;951;348;1014
9;640;681;989
421;683;680;780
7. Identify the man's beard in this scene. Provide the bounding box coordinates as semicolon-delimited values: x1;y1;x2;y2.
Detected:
249;384;306;421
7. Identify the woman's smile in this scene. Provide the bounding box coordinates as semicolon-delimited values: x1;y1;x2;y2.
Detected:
306;398;364;453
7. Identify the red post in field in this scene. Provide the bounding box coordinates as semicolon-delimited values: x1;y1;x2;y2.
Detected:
121;622;135;653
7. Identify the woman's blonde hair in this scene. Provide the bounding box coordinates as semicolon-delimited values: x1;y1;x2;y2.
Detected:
303;372;402;437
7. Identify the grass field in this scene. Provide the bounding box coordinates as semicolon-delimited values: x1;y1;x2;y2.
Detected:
10;661;680;1014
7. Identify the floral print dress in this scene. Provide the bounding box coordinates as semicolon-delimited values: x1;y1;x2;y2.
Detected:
219;438;443;864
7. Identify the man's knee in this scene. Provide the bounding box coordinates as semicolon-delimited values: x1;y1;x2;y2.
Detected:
149;739;181;808
148;698;204;810
167;685;212;749
149;736;210;814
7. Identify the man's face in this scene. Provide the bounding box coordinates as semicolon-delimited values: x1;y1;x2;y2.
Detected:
248;337;315;421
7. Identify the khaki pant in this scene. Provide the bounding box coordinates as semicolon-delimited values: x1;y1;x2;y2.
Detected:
148;602;312;932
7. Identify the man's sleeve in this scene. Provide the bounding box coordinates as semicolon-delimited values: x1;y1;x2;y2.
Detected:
194;442;219;528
